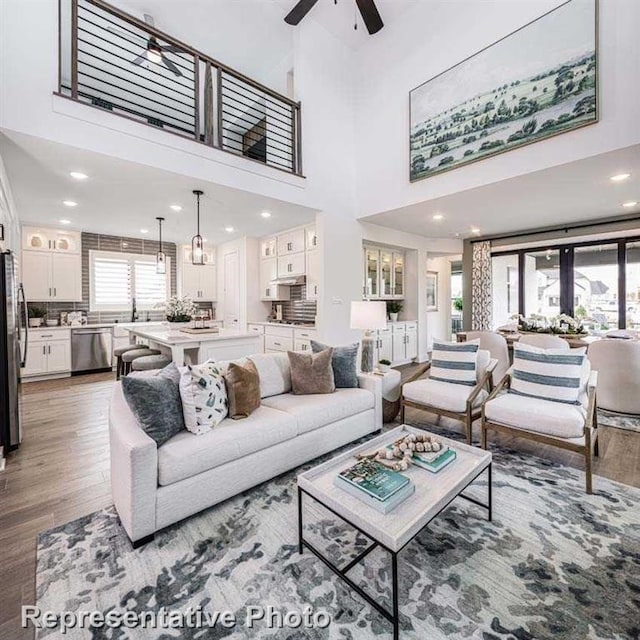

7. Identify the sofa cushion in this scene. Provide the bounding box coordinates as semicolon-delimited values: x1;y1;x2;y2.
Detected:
224;360;261;419
158;405;297;486
403;378;487;413
310;341;359;388
249;352;292;398
288;349;336;395
485;392;586;439
430;339;480;386
261;388;374;435
179;360;228;434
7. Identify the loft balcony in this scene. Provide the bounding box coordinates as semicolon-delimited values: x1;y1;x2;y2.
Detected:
56;0;302;176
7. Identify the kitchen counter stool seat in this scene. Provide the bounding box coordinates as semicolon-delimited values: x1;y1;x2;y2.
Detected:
131;354;172;372
122;348;160;376
115;345;149;380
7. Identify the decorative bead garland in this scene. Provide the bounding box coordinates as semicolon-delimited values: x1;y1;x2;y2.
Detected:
357;433;443;472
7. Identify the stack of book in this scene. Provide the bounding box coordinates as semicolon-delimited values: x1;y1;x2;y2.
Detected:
334;459;414;514
387;443;457;473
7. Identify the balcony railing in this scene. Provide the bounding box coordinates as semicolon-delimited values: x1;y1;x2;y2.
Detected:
58;0;302;175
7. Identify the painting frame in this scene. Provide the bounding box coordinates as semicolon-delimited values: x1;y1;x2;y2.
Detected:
426;271;439;312
409;0;599;182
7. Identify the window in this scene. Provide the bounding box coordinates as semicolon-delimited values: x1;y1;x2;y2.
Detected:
524;248;560;317
491;254;518;327
90;250;170;311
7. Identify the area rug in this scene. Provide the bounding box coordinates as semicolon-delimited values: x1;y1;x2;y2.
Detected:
35;432;640;640
597;408;640;433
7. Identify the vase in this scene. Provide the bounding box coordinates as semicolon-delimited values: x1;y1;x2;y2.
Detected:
378;363;391;373
28;318;43;328
389;313;399;322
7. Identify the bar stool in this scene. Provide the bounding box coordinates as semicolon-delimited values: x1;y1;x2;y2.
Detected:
131;353;172;372
114;344;149;380
122;348;161;376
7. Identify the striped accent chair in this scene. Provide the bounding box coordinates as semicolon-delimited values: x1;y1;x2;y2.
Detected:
482;343;598;493
401;341;497;444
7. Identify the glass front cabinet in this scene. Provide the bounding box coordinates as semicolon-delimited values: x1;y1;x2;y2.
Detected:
363;245;405;300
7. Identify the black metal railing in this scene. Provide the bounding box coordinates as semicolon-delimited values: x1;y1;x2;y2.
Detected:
58;0;302;175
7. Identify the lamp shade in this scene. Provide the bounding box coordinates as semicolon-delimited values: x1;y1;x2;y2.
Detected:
350;301;387;331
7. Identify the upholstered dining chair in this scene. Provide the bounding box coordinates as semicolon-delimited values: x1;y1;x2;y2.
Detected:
482;345;598;493
401;348;497;444
465;331;510;385
518;334;569;350
587;339;640;414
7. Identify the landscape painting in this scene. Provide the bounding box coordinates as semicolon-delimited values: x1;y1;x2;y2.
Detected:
409;0;597;182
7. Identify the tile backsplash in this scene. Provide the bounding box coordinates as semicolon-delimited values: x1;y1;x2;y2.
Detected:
272;285;317;324
30;232;213;324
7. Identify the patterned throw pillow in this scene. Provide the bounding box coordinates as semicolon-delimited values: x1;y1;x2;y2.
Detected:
511;343;586;405
179;360;228;434
430;340;480;386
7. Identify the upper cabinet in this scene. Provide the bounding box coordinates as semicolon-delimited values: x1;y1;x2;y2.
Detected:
21;227;82;302
363;245;405;300
260;237;277;259
182;245;215;265
277;228;305;256
179;245;217;301
305;225;318;251
23;227;81;254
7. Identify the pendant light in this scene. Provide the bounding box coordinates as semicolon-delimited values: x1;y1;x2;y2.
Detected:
155;216;166;274
192;189;204;265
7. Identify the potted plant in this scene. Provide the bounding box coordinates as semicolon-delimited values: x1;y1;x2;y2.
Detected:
387;301;403;322
453;297;463;313
158;296;197;327
28;306;46;328
378;358;392;373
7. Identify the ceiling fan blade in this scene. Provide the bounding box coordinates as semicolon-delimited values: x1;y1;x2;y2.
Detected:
355;0;384;34
107;25;143;45
161;55;183;77
131;54;146;66
143;13;155;27
284;0;319;25
160;44;184;54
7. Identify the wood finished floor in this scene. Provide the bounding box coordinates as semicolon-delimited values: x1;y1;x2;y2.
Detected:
1;370;639;639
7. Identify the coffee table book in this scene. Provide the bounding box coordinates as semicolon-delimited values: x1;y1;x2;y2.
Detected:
334;477;415;514
337;458;410;501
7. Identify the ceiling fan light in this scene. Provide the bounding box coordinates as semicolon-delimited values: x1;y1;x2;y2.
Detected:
146;47;162;64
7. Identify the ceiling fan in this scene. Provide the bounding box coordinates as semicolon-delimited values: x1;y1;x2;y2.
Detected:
108;14;184;77
284;0;384;35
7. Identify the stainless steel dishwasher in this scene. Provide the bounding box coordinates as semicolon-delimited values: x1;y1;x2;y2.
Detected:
71;327;113;374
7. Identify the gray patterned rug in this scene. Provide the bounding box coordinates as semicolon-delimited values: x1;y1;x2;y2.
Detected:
36;430;640;640
598;409;640;433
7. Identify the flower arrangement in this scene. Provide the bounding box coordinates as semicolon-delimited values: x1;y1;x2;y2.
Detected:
157;296;197;323
510;313;586;335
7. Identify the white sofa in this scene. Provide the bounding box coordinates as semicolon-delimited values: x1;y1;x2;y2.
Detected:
109;353;382;545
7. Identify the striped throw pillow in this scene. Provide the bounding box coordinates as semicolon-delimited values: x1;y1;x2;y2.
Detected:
511;343;586;405
430;340;479;386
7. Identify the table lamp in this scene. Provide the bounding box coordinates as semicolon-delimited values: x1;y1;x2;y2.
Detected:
350;300;387;372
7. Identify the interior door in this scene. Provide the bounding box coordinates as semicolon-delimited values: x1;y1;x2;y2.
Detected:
223;251;240;328
22;252;51;300
52;254;81;301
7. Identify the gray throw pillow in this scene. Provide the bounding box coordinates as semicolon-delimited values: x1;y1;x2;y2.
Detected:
311;340;359;388
288;349;336;395
121;363;185;446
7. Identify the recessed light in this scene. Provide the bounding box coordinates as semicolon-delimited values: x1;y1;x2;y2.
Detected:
63;200;78;207
622;201;638;208
170;204;182;212
432;214;444;221
140;228;149;234
471;227;481;234
261;211;271;218
69;172;88;180
225;226;235;233
59;219;71;225
610;173;631;182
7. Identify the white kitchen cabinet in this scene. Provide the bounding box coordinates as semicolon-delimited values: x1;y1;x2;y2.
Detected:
47;341;71;373
21;329;71;378
294;339;312;352
265;334;294;352
380;250;393;298
182;245;215;265
389;321;418;364
305;226;318;251
23;227;81;253
392;253;405;298
306;249;320;300
247;324;265;352
181;262;217;301
362;245;405;301
22;343;48;376
260;237;277;259
277;252;305;278
21;250;82;302
260;257;290;301
375;332;393;363
364;247;380;298
277;229;305;256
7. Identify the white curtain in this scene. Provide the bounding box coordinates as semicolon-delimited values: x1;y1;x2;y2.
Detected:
471;241;492;331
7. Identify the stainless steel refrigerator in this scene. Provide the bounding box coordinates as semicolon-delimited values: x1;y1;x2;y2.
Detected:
0;251;27;452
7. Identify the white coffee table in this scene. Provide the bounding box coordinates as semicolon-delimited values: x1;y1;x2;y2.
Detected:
297;424;492;640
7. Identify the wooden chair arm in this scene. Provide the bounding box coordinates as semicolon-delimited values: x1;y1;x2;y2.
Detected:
402;362;431;386
487;373;511;403
585;369;598;430
467;367;494;407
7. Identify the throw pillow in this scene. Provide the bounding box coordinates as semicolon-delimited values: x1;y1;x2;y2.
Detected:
511;343;586;405
179;360;228;435
310;340;359;388
248;352;292;398
430;339;480;386
224;360;261;419
288;348;336;395
121;363;185;446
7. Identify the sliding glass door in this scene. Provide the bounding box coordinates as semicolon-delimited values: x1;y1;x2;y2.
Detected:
523;249;561;318
491;254;519;327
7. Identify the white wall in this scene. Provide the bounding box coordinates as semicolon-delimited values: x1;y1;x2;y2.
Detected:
354;0;640;218
0;151;20;253
425;257;453;348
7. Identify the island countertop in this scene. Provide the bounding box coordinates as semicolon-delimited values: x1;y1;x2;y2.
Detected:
124;326;262;364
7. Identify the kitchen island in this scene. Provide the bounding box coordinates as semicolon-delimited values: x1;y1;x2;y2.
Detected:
124;326;262;365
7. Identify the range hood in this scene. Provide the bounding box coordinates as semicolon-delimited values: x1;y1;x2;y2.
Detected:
270;275;306;286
